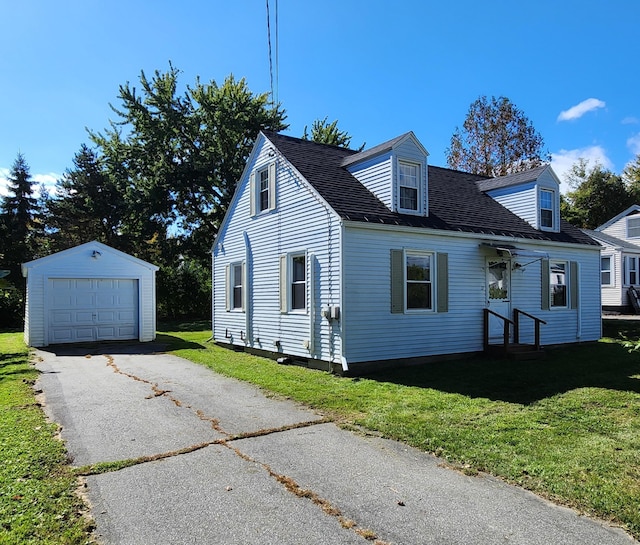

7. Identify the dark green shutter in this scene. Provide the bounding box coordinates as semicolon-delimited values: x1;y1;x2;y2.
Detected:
570;261;579;309
436;252;448;313
541;259;550;310
391;250;404;313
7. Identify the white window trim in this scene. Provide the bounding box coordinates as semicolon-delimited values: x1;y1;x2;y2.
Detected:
539;188;555;231
250;161;277;216
624;255;640;286
549;259;568;309
601;255;613;287
280;251;308;314
404;249;435;313
397;160;422;215
627;216;640;239
226;261;245;312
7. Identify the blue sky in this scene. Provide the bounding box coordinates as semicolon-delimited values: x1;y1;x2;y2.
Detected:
1;1;638;197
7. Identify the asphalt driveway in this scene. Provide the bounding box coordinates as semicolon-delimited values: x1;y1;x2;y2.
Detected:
34;345;637;545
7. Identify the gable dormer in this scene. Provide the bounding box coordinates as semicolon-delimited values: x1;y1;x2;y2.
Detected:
596;205;640;241
477;165;561;233
341;132;429;217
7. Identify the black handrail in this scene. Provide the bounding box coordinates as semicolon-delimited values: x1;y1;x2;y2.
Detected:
513;308;546;350
483;308;514;351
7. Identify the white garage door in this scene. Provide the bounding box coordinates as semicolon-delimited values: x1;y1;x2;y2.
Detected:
48;278;139;344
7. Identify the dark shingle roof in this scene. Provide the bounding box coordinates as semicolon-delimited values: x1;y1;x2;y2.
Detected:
476;165;549;192
262;131;598;246
583;229;640;251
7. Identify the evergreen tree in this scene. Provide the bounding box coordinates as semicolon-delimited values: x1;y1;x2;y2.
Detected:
0;153;39;282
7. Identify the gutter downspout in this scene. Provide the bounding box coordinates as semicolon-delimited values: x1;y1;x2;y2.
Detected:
339;220;348;372
576;261;582;340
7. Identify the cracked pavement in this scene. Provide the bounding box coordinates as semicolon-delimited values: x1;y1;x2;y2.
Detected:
34;345;637;545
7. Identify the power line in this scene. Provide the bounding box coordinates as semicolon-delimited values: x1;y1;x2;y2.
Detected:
266;0;278;107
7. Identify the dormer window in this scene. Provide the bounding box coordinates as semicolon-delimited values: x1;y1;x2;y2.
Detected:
399;161;419;212
540;189;554;229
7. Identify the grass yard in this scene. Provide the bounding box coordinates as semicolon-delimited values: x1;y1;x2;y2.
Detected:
0;332;93;545
160;320;640;540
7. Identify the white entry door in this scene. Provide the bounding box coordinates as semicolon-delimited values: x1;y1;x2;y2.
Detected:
486;259;511;342
48;278;139;344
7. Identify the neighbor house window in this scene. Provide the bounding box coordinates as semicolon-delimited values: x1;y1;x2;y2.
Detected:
627;217;640;238
280;253;306;312
550;260;567;307
540;189;554;229
624;256;639;285
399;161;419;212
601;256;612;286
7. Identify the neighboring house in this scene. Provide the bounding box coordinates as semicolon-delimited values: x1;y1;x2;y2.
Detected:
22;241;158;347
587;205;640;313
212;131;601;373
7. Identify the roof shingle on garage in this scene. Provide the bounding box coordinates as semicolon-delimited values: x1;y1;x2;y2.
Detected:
263;131;597;246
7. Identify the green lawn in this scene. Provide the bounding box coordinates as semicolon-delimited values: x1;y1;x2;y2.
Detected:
0;333;94;544
2;321;639;542
160;320;640;540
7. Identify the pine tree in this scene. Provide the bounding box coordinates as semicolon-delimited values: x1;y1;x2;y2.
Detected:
0;153;39;283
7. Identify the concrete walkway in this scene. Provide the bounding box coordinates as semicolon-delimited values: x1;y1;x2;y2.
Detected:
34;345;637;545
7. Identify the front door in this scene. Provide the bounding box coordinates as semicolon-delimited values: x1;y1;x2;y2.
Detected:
486;258;511;342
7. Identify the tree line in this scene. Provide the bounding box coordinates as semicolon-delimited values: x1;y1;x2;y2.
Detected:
1;75;639;327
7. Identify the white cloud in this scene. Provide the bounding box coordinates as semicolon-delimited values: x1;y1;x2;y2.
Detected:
551;146;613;193
622;116;639;125
557;98;606;122
0;169;59;198
627;133;640;156
0;168;9;197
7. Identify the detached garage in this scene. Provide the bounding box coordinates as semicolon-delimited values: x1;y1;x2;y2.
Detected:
22;241;159;347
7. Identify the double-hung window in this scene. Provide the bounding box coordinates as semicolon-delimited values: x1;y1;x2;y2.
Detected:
259;168;270;212
406;252;432;310
540;189;554;229
280;252;307;312
625;256;639;285
226;262;244;312
391;249;448;313
549;260;567;308
399;162;419;212
250;162;276;215
627;217;640;239
291;255;306;310
601;256;612;286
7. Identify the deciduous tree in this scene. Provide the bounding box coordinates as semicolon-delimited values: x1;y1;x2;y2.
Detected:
446;96;549;176
563;159;633;229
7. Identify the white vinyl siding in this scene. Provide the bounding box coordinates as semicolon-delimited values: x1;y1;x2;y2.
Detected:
22;242;157;348
487;183;537;227
213;135;342;363
346;152;393;210
343;225;600;364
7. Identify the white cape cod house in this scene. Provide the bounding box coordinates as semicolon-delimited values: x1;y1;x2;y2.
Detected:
212;131;601;373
